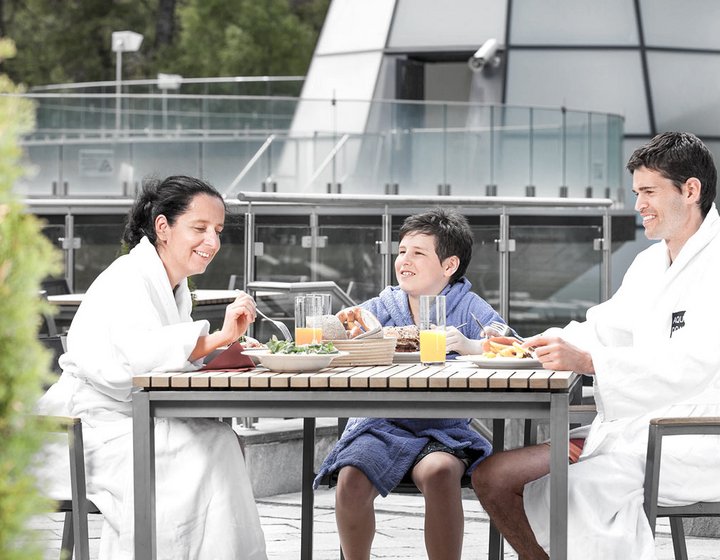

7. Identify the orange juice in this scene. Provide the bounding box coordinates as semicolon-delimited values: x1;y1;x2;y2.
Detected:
420;329;446;364
295;327;322;345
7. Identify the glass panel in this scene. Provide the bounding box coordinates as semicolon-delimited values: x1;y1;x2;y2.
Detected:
505;50;648;135
62;143;131;196
16;145;61;196
495;106;532;196
647;52;720;136
389;0;507;47
512;0;637;44
641;0;720;49
72;216;126;291
465;223;502;310
131;141;201;182
509;220;604;336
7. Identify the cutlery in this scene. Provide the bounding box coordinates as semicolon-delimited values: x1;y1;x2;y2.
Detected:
254;306;293;341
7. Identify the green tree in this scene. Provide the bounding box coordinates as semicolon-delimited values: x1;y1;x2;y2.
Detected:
0;38;61;560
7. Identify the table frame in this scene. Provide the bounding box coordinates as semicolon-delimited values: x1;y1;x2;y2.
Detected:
132;380;577;559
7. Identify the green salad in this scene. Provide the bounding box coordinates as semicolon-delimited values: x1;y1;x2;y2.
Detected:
267;336;337;355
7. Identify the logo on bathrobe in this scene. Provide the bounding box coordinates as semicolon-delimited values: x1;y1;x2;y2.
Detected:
670;310;685;337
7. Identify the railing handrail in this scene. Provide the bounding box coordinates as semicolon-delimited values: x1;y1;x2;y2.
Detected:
237;192;614;209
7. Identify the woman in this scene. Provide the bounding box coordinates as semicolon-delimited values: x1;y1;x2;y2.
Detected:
38;176;267;559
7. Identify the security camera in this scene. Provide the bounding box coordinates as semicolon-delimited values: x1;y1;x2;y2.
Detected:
468;38;500;72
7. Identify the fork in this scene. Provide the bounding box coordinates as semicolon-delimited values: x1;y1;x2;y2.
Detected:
469;312;522;341
255;306;293;341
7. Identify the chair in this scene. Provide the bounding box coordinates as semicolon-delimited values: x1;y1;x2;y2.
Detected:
41;277;72;296
643;417;720;560
38;335;100;560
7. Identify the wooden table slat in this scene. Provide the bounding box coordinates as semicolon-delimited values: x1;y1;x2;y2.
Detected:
549;371;577;389
488;370;516;389
467;369;495;389
528;370;553;389
508;370;535;389
408;365;448;388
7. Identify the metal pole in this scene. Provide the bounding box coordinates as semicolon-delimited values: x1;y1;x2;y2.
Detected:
243;209;255;293
115;48;122;135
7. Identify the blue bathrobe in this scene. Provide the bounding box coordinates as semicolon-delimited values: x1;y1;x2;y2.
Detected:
314;278;502;496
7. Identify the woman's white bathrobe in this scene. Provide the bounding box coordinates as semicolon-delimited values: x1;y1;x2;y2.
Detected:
38;238;267;560
524;205;720;559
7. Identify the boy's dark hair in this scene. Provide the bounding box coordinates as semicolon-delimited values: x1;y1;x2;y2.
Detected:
123;175;225;249
399;207;472;284
626;132;717;217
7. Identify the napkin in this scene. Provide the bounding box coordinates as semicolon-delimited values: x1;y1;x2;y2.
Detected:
199;341;255;372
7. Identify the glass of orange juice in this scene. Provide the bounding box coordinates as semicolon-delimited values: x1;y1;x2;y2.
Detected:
294;294;330;345
419;295;446;365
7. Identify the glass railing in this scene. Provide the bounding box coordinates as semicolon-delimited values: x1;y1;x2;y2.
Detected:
26;194;634;338
12;85;625;203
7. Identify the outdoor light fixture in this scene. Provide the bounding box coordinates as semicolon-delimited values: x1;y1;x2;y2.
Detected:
112;30;144;134
157;73;183;131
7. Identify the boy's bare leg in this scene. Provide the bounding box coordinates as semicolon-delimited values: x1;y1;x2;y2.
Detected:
412;452;466;560
335;466;379;560
471;445;551;560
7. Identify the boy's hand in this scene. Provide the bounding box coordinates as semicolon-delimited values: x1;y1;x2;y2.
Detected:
446;326;484;355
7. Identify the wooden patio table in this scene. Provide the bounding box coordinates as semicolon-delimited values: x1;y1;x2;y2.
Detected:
132;362;580;560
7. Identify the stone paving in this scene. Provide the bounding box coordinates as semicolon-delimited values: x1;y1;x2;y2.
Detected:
32;488;720;559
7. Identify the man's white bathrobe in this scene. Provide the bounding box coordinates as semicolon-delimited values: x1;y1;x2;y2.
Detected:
524;205;720;559
38;238;267;560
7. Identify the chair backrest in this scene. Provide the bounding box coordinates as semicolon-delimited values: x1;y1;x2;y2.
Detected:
41;277;71;296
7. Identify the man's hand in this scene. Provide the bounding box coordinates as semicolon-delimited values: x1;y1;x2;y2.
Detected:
523;335;595;374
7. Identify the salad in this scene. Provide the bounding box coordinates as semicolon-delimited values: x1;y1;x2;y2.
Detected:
266;335;338;355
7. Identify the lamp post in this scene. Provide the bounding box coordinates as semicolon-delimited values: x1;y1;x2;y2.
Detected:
157;73;183;132
111;30;144;135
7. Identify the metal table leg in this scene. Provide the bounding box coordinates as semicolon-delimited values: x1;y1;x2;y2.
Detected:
549;392;570;560
488;418;506;560
133;391;157;560
301;418;316;560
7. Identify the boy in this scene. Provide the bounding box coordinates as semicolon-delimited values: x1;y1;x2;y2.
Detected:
315;207;509;560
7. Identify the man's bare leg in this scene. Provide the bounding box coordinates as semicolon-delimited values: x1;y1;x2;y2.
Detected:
412;452;466;560
335;466;380;560
472;445;551;560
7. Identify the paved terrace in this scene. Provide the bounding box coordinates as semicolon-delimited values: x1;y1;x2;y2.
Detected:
32;487;719;559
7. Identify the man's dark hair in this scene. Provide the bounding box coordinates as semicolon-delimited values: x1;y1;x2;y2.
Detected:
626;132;717;217
398;208;473;284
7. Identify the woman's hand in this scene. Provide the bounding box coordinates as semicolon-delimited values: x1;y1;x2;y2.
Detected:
523;335;594;374
445;326;484;355
220;291;257;344
189;292;257;362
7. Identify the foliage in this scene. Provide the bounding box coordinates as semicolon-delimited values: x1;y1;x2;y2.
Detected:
0;38;62;560
1;0;330;87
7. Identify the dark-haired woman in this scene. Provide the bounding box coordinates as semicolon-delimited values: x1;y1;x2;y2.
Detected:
39;176;267;559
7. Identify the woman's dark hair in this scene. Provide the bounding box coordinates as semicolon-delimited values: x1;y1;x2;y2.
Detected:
123;175;225;249
398;207;473;284
626;132;717;217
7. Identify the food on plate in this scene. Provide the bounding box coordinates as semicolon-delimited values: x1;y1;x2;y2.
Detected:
238;335;266;349
335;307;382;339
481;336;531;359
267;335;338;355
383;325;420;352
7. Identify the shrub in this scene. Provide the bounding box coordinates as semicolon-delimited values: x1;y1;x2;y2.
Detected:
0;38;62;560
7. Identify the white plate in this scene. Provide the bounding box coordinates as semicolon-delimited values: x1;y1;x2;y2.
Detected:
244;350;348;373
393;351;420;363
455;355;542;369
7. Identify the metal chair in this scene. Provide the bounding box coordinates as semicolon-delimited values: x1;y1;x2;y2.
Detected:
643;417;720;560
38;335;100;560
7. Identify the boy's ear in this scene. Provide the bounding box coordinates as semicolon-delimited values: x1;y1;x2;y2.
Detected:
443;255;459;277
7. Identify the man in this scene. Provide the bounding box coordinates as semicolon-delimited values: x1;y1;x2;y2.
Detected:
472;132;720;559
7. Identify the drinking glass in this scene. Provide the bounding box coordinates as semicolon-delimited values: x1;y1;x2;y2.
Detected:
419;295;447;365
294;294;332;344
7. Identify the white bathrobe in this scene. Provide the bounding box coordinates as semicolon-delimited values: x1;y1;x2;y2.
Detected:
524;205;720;559
38;237;267;560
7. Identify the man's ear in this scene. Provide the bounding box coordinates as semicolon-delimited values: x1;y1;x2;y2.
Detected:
685;177;702;203
443;255;459;277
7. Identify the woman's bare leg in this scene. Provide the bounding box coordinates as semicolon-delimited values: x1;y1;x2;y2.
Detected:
334;466;380;560
411;452;467;560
